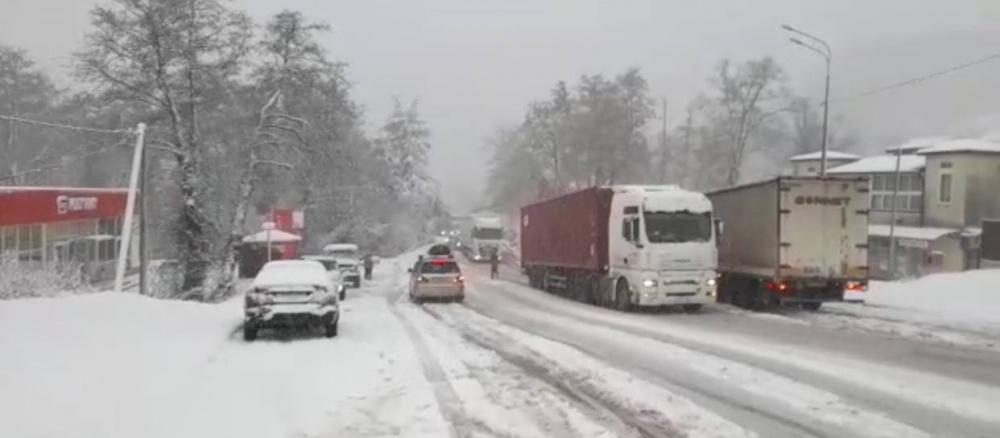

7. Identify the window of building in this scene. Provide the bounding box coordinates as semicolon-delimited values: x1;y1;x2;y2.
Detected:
870;173;922;212
939;173;952;203
1;226;16;253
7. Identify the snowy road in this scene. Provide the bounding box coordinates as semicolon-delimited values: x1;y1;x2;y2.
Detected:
451;261;1000;438
3;250;1000;438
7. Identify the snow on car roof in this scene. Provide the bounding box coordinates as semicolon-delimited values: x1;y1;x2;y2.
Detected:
917;138;1000;155
788;150;860;162
253;260;329;287
323;243;358;252
827;155;926;174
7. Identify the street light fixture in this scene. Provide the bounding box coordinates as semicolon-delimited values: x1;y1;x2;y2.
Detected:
783;25;832;177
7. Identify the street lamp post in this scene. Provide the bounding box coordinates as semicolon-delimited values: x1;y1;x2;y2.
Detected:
783;25;832;177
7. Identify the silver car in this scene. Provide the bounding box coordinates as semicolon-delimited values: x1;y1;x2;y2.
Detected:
409;257;464;303
244;260;340;341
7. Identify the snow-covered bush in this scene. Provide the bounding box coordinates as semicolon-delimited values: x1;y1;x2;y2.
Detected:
0;256;93;300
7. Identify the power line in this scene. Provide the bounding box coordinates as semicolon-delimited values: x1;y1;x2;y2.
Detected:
0;114;135;135
832;50;1000;104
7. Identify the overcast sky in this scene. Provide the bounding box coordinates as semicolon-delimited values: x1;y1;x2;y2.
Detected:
3;0;1000;213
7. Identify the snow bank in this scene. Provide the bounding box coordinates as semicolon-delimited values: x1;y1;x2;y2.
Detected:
0;269;449;438
844;269;1000;334
0;256;91;299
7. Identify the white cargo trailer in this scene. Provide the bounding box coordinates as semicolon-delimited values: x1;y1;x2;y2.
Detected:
708;176;869;310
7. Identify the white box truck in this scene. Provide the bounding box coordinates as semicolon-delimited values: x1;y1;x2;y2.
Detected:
708;176;869;310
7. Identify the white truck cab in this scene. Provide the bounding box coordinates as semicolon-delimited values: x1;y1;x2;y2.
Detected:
470;216;504;262
608;186;718;309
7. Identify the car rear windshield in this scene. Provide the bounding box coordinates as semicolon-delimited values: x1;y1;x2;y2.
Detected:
420;260;460;274
428;244;451;255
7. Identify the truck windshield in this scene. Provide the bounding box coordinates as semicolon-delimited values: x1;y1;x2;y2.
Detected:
644;211;712;243
473;228;503;239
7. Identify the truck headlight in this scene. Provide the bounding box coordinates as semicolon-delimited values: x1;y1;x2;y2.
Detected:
641;279;657;288
706;278;717;287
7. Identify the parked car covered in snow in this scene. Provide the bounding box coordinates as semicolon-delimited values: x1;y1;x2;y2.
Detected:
244;260;340;341
408;257;464;303
323;243;362;288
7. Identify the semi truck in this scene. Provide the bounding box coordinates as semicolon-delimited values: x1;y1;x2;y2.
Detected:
470;216;504;262
707;176;869;311
520;185;718;311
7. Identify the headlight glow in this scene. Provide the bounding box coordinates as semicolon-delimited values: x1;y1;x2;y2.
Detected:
706;278;717;286
641;279;657;288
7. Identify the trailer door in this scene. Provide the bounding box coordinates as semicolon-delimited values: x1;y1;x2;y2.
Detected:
779;178;869;279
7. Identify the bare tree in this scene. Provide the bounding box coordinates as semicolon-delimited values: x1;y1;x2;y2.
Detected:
706;58;789;186
76;0;253;295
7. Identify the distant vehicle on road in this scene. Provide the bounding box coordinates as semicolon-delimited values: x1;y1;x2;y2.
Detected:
409;257;464;303
471;216;504;262
323;243;362;288
708;176;869;311
243;260;340;341
301;255;348;300
521;185;718;312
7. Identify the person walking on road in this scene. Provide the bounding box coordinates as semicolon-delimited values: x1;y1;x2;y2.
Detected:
489;250;499;280
363;254;374;280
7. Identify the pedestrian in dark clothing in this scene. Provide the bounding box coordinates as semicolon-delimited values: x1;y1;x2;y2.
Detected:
489;250;499;279
363;254;374;280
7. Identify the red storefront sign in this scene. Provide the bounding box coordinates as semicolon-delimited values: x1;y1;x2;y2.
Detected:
270;208;299;258
0;187;130;226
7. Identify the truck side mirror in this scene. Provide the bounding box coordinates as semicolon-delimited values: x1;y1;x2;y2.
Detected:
714;218;724;238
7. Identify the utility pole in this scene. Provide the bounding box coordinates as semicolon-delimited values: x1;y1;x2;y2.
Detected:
139;130;148;295
783;25;832;176
659;97;668;183
114;123;146;293
887;146;903;279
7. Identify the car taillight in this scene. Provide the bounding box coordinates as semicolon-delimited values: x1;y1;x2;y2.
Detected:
453;276;464;283
845;281;866;292
418;276;429;283
765;280;791;293
245;292;273;307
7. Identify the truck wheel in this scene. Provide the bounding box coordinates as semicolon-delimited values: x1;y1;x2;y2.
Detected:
243;324;258;342
615;279;633;312
339;289;346;301
801;302;822;311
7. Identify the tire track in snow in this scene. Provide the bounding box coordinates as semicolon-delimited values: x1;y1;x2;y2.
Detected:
458;266;946;438
417;303;678;438
384;261;466;438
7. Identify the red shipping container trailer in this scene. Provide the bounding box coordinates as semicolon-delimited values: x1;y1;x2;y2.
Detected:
520;187;612;272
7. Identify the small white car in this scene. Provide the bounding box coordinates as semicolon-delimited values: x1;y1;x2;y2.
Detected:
324;243;362;288
409;257;464;303
244;260;340;341
301;255;348;300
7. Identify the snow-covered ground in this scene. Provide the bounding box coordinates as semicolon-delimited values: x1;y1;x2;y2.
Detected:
0;258;450;438
821;269;1000;348
3;250;999;438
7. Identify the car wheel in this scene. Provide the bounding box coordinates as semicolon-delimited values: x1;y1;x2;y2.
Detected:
324;319;338;338
243;324;258;342
682;304;703;313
